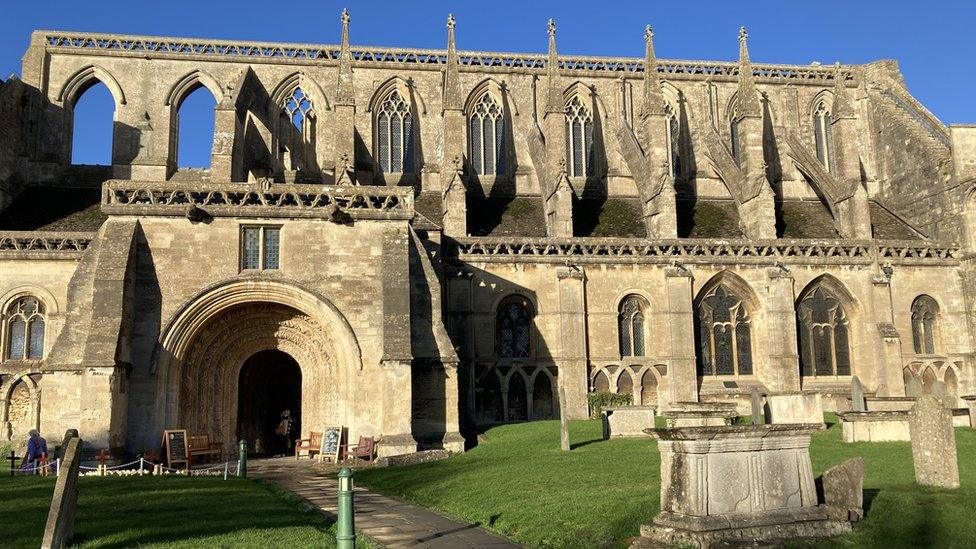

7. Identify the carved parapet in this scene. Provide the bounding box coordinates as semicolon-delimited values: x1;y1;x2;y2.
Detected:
455;237;960;266
38;31;857;83
0;232;94;259
100;180;413;221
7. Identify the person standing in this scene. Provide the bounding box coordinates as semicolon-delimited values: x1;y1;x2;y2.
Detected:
21;429;48;473
274;409;293;457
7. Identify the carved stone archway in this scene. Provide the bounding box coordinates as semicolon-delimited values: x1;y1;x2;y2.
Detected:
154;279;363;452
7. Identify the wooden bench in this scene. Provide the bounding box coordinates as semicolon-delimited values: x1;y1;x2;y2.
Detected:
295;432;323;460
187;435;222;463
340;436;375;462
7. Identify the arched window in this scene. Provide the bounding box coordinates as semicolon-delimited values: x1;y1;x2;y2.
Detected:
797;286;851;377
469;92;505;176
697;285;752;376
376;90;414;174
5;297;45;360
565;96;594;178
70;82;115;165
497;296;532;359
618;295;647;357
665;103;681;178
175;85;217;169
278;87;315;172
911;295;939;355
813;100;833;172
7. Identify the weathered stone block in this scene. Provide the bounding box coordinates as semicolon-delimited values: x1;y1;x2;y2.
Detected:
818;457;864;522
601;406;656;439
837;411;911;442
765;392;824;426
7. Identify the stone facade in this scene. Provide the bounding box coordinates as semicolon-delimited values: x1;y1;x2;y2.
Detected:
0;14;975;456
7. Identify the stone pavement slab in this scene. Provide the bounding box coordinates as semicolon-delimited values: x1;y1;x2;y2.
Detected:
251;458;521;548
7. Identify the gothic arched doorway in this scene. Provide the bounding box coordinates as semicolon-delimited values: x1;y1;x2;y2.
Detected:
237;350;302;456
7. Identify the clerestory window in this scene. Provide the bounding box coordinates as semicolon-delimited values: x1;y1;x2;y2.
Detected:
469;93;505;176
564;96;594;178
813;100;833;172
376;90;414;174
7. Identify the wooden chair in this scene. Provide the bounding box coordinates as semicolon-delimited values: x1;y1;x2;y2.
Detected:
295;431;323;460
187;435;222;463
341;436;375;462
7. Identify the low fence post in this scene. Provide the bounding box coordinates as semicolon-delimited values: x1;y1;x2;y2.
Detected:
238;439;247;479
337;466;356;549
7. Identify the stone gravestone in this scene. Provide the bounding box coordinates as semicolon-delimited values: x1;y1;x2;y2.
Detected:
558;386;570;452
930;380;948;403
819;457;865;522
851;376;866;412
42;436;83;549
908;396;959;489
905;376;923;398
57;429;79;461
750;387;764;425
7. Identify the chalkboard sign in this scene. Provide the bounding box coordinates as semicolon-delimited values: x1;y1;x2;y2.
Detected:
320;426;342;463
162;430;189;469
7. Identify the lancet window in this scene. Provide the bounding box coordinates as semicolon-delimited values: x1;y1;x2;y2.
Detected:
376;90;414;174
565;96;594;178
618;295;647;357
469;93;505;176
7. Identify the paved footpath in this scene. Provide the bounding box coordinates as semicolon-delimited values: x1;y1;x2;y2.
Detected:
251;458;520;548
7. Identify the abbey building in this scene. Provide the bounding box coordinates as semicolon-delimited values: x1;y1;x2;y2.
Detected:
1;12;975;456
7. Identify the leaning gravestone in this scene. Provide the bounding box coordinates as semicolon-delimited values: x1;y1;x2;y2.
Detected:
851;376;866;412
908;395;959;489
750;387;764;425
820;457;865;522
57;429;79;461
42;436;83;549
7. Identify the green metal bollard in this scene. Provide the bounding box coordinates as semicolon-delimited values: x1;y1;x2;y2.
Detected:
238;439;247;479
336;467;356;549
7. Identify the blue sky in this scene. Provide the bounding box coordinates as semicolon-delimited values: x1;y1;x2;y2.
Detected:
3;0;972;166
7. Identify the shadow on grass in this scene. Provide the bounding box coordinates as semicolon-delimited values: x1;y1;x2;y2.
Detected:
863;487;880;517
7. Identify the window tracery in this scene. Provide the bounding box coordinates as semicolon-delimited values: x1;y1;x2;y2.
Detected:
665;103;681;178
469;92;505;176
911;295;939;355
618;295;646;357
497;297;532;359
5;297;45;361
813;100;833;172
283;87;313;132
696;285;752;376
797;286;851;376
376;90;414;174
564;96;594;178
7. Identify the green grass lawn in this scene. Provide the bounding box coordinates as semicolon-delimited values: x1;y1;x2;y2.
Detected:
356;416;976;548
0;475;338;548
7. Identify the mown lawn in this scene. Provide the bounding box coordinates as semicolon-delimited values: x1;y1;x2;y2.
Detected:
356;416;976;548
0;475;340;548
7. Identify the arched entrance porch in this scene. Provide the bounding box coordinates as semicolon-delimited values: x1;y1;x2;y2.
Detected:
237;349;302;455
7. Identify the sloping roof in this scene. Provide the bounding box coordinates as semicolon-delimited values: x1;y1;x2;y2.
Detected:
870;201;925;240
573;197;647;238
677;199;744;238
779;200;839;238
467;196;546;237
412;191;443;231
0;186;105;231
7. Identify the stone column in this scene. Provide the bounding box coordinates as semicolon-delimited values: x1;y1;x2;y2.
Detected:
379;359;417;457
764;267;800;391
210;102;238;182
664;266;698;404
554;265;589;418
871;272;905;395
440;361;465;452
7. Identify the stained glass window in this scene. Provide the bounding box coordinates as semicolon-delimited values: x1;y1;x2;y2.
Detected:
618;295;646;357
797;286;851;376
497;297;532;359
5;297;45;360
911;295;939;355
697;284;752;376
376;90;414;174
565;96;594;177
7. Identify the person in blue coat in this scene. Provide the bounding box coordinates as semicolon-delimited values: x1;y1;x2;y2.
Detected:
21;429;48;472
